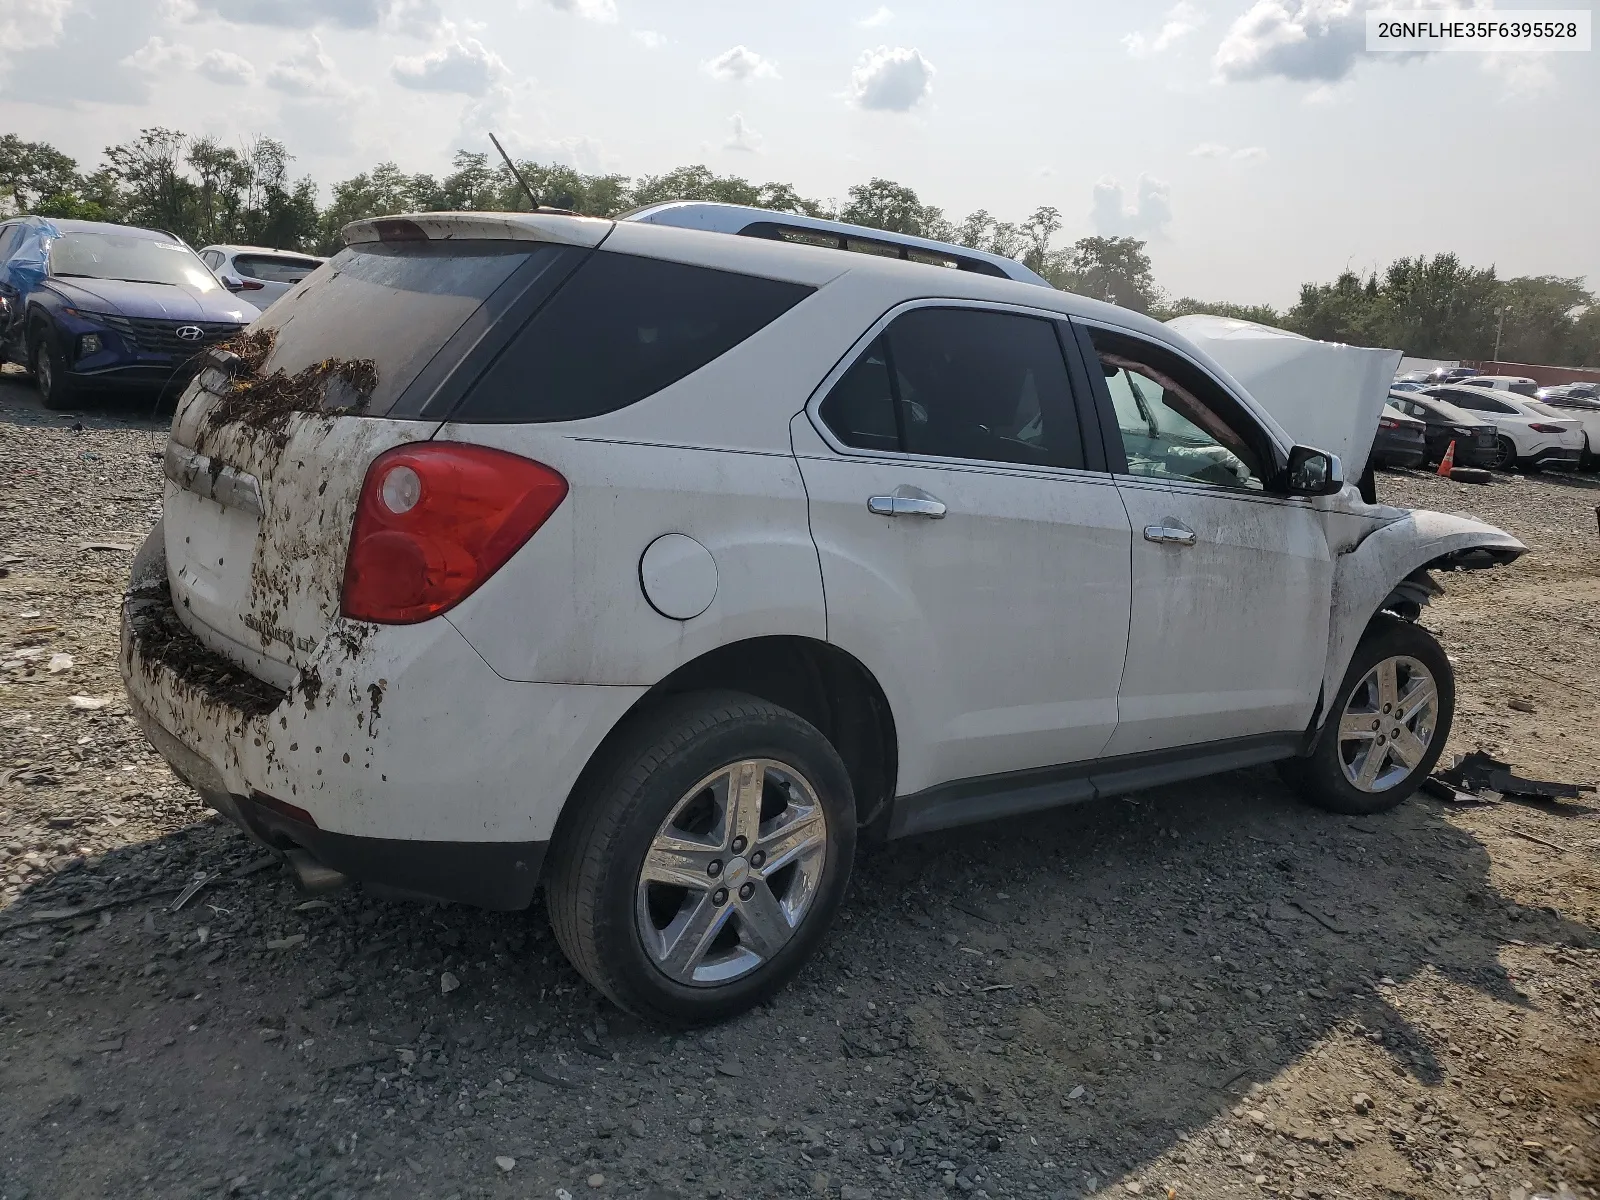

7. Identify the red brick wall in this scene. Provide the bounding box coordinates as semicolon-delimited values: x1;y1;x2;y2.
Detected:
1460;360;1600;386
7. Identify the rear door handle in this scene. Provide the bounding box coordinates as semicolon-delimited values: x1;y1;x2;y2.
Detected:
868;492;947;519
1143;524;1196;546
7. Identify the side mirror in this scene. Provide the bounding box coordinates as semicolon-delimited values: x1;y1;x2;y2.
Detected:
1284;445;1343;496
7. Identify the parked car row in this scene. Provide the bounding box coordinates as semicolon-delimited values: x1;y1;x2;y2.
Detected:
1387;370;1597;472
0;214;324;409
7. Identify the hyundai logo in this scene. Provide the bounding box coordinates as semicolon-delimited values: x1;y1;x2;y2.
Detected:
175;326;205;342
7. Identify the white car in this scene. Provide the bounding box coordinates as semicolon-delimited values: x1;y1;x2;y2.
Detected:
197;244;327;309
121;210;1524;1024
1456;374;1539;398
1424;384;1585;471
1532;390;1600;469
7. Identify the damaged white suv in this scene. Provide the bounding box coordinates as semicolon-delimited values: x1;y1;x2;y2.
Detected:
121;207;1524;1024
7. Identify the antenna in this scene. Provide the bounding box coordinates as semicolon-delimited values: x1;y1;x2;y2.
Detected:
489;132;540;212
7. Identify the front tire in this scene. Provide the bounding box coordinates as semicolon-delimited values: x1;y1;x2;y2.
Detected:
1491;436;1517;472
545;691;856;1026
31;327;77;411
1283;616;1454;815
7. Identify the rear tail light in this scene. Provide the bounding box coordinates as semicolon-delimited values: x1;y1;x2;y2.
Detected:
1528;423;1567;433
238;278;265;291
341;444;568;624
1379;418;1400;429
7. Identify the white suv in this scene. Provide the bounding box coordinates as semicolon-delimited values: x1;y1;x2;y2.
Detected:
122;211;1523;1024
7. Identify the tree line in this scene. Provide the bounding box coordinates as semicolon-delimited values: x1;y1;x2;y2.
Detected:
2;128;1594;368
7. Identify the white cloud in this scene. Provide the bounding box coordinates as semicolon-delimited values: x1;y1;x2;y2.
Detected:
702;45;778;82
540;0;618;24
1481;52;1554;100
267;33;358;97
1190;141;1268;159
858;5;893;27
0;0;72;54
1091;174;1172;237
1213;0;1468;83
391;22;507;95
1123;1;1206;58
632;29;665;49
724;113;762;153
122;36;258;84
849;45;934;111
184;0;395;28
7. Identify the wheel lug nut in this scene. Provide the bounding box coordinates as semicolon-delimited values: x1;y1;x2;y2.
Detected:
1371;719;1381;731
708;860;722;878
739;882;755;901
712;888;728;906
750;851;765;869
731;836;748;855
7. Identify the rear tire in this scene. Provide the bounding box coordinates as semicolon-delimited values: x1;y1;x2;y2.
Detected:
545;691;856;1026
1281;616;1454;816
31;326;77;411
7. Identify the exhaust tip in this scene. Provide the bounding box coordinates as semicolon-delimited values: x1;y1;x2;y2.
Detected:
284;848;348;895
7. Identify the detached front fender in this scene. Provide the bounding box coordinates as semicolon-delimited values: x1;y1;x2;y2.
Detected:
1321;508;1524;708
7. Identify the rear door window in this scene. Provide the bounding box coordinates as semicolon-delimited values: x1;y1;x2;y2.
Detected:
453;251;813;423
817;306;1085;470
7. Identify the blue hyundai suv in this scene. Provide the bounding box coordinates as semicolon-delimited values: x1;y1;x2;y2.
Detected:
0;217;259;409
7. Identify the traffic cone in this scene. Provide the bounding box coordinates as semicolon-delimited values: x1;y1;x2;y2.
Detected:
1437;439;1457;478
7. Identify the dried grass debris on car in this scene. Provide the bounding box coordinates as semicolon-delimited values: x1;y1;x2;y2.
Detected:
201;328;378;441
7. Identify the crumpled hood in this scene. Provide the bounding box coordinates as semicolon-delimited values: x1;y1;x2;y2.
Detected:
1166;315;1402;479
46;277;256;324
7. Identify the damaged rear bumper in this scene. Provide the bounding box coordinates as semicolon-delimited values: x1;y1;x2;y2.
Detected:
127;697;545;909
119;525;644;910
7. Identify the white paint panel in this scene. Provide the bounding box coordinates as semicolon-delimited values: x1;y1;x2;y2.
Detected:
1108;479;1333;755
793;414;1133;796
438;428;826;685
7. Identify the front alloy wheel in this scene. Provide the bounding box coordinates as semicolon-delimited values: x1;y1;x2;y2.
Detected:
1282;614;1454;815
1336;655;1439;792
636;759;828;986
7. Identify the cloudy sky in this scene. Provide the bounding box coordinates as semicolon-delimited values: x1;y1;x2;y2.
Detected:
1;0;1595;305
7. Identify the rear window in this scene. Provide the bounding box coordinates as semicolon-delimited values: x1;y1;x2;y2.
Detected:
250;240;549;416
235;253;323;284
451;251;813;423
1508;381;1539;397
1526;401;1565;418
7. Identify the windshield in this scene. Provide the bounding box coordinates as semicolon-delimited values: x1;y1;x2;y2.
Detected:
49;231;220;292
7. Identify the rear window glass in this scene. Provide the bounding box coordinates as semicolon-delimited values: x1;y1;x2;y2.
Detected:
1508;382;1538;397
1526;401;1565;418
452;251;813;423
252;241;541;416
235;254;322;283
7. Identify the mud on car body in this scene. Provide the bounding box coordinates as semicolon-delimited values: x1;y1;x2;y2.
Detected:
123;209;1525;1025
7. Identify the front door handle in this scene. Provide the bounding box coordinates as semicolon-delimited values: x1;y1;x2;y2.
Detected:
868;487;947;519
1143;523;1197;546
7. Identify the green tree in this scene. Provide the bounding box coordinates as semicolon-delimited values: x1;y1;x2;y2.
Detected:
104;127;197;240
1049;236;1159;313
0;134;81;214
839;178;949;239
1154;296;1283;325
1493;275;1593;365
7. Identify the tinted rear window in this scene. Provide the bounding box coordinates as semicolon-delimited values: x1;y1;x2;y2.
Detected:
235;254;322;283
250;241;548;416
452;250;813;423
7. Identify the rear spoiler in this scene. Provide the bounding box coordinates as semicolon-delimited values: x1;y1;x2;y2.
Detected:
341;211;612;249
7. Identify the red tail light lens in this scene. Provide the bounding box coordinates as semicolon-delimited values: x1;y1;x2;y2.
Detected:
238;279;265;291
341;444;568;624
1379;418;1400;429
1527;423;1566;433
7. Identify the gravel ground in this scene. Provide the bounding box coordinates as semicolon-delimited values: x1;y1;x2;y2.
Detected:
2;370;1597;1200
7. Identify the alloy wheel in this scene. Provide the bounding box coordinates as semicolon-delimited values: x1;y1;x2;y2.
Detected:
1337;654;1439;793
1492;437;1516;470
635;758;828;986
34;341;52;398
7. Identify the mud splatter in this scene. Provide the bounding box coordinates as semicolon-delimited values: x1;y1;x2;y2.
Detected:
125;582;284;718
366;680;386;721
202;329;379;448
298;665;323;711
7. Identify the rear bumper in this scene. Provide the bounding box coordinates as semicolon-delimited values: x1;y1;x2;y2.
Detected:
119;525;645;909
1372;431;1426;468
1529;446;1582;468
